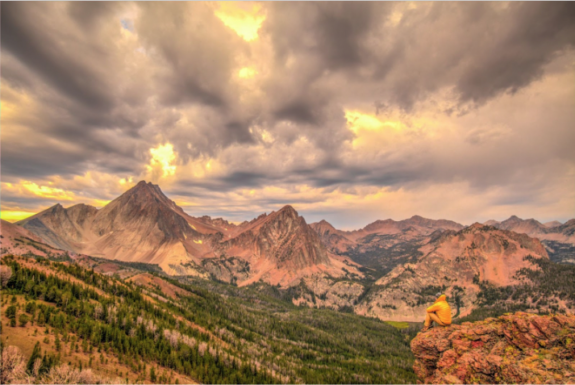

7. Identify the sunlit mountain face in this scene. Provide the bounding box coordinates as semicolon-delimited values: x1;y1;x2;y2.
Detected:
2;2;574;229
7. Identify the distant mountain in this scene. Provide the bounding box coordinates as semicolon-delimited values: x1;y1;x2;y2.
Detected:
483;215;575;264
311;216;464;277
354;224;549;322
16;181;358;285
495;215;548;234
544;220;563;228
309;220;356;253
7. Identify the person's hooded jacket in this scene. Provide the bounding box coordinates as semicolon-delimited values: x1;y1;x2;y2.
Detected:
426;294;452;325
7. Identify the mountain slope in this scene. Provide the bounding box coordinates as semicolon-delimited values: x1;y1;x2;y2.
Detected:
1;219;68;259
355;224;549;322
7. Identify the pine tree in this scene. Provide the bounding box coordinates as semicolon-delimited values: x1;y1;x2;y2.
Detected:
55;334;61;351
150;367;157;383
27;342;42;373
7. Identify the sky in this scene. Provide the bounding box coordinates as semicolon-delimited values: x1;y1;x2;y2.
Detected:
1;2;575;229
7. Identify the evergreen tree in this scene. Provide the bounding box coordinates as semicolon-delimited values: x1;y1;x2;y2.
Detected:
55;334;61;352
18;313;29;327
27;342;42;373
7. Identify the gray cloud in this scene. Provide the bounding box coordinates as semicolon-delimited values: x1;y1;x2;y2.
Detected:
1;2;574;226
2;2;115;111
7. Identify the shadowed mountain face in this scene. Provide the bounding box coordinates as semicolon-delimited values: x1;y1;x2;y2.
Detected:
0;219;68;259
16;181;356;285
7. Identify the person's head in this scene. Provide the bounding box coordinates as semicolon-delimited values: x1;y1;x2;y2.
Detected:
436;293;447;302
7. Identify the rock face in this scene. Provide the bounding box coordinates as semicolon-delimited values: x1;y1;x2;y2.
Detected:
15;181;357;285
411;312;575;384
292;274;365;310
355;224;549;322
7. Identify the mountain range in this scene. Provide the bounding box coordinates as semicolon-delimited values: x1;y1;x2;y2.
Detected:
2;180;574;321
12;181;357;286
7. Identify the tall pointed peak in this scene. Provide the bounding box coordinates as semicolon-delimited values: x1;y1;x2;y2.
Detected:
278;205;297;214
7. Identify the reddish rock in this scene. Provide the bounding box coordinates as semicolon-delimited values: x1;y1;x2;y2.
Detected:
437;349;458;370
411;312;575;384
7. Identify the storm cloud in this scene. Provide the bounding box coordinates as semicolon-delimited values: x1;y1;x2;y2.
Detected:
1;2;574;227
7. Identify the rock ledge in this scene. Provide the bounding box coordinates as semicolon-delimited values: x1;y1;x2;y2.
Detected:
411;312;575;384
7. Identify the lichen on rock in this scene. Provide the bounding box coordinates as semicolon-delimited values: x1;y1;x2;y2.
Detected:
411;312;575;384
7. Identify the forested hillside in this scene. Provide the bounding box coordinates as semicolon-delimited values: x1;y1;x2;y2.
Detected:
0;254;417;384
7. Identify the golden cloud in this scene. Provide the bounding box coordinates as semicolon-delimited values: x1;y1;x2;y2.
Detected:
147;143;177;179
3;181;76;201
214;2;266;42
238;67;258;79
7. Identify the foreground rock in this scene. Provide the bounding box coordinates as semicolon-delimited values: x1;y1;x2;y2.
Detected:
411;312;575;384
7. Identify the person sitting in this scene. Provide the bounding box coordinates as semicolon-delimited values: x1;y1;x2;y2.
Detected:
422;293;452;332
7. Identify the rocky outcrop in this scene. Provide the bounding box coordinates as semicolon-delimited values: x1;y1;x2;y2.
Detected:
411;312;575;384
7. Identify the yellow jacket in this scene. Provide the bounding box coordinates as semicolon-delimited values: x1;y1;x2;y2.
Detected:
426;295;452;325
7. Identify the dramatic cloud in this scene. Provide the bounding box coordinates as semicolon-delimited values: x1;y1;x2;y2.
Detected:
2;2;574;227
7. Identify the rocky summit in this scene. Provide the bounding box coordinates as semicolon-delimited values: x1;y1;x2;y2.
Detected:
411;312;575;384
